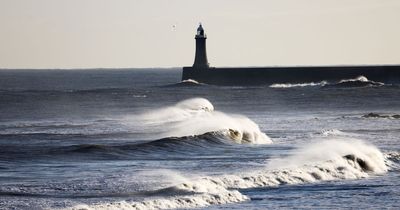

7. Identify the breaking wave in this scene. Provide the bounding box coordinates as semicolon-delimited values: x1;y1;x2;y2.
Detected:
133;98;272;144
269;76;385;88
166;79;206;87
328;76;385;88
67;139;396;210
269;81;327;88
1;98;271;144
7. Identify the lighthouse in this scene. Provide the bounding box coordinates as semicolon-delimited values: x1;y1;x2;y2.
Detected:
193;24;209;68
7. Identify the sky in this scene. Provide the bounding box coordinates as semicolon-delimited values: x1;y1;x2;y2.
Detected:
0;0;400;69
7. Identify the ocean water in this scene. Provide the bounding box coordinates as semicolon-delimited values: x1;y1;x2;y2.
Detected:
0;69;399;209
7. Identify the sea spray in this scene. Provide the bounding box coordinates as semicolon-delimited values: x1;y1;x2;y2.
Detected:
134;98;272;144
203;139;388;190
266;139;387;174
68;139;392;210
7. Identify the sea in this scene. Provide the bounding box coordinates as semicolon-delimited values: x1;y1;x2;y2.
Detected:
0;69;399;209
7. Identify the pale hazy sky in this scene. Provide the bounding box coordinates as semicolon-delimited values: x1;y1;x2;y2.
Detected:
0;0;399;68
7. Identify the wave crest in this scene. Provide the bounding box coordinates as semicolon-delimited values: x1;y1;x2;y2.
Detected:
137;98;272;144
332;76;384;88
167;79;205;87
270;81;327;88
68;139;393;210
269;76;385;89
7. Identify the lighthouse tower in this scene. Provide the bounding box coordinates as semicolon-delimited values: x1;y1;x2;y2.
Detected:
193;24;209;68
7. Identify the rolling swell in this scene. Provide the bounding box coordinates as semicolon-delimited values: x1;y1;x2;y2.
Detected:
66;131;235;156
0;131;245;161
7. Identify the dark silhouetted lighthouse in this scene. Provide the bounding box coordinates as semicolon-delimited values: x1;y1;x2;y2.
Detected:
193;24;209;68
182;24;400;85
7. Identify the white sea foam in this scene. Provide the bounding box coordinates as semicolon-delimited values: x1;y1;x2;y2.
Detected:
135;98;272;144
339;75;369;83
269;81;327;88
319;129;347;137
266;139;387;173
67;139;392;210
337;75;384;86
180;79;201;84
269;76;385;89
132;94;147;98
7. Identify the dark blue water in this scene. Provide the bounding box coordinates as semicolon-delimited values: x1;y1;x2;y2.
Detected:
0;69;399;209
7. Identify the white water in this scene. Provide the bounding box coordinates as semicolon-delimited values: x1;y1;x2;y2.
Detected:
338;75;385;86
339;76;370;83
269;81;327;88
318;129;348;137
68;138;392;210
180;79;202;85
135;98;272;144
269;76;385;89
